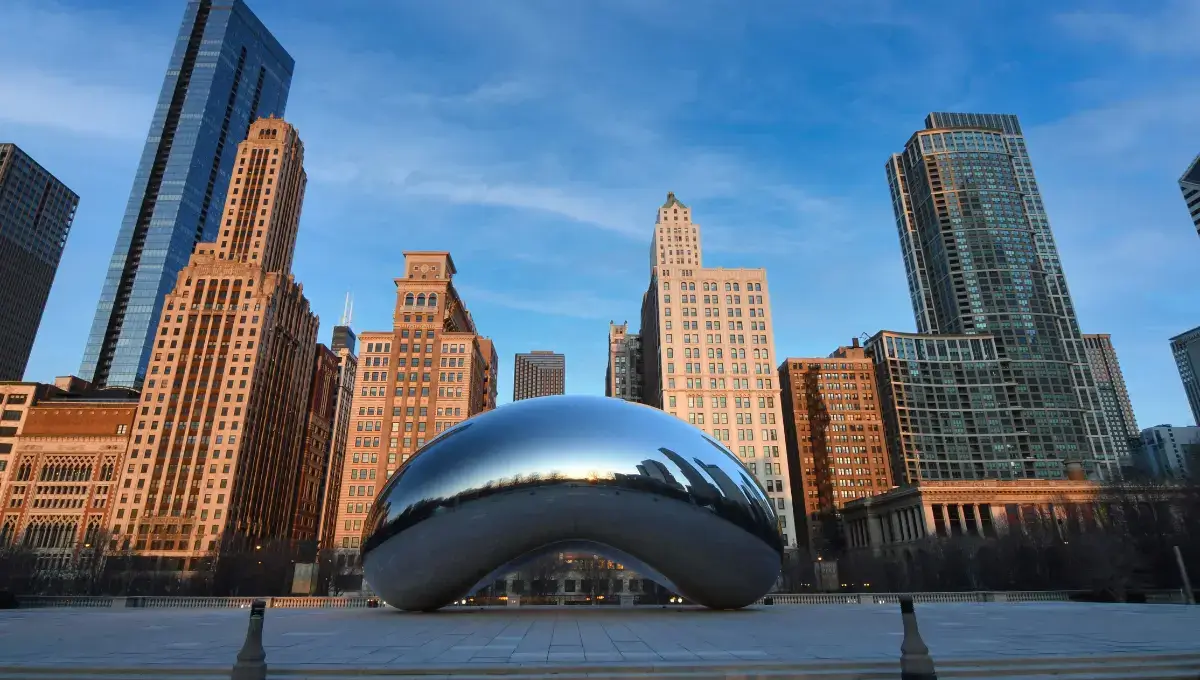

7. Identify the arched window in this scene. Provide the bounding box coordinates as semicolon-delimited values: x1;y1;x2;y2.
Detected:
416;293;427;306
427;293;438;308
725;283;732;291
404;293;415;306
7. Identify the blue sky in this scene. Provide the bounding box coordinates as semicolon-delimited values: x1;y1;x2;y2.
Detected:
2;0;1198;425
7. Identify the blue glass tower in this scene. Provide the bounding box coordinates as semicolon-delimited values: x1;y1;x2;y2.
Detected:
884;113;1118;481
80;0;292;388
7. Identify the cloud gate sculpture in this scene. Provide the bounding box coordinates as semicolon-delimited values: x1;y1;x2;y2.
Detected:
361;395;783;611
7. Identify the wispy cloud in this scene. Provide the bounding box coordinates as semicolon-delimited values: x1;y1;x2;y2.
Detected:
0;67;154;140
1028;89;1200;171
1057;0;1200;55
454;284;627;320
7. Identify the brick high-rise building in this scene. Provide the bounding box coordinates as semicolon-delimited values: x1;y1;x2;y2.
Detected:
779;340;893;552
81;0;293;389
637;192;795;548
331;252;497;550
513;351;565;401
316;325;357;549
0;144;79;381
478;337;499;411
885;113;1115;479
0;378;138;561
293;345;338;544
1082;334;1140;469
605;321;642;402
106;117;318;564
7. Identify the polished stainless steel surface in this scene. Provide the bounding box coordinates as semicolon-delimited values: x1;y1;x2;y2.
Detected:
361;394;783;611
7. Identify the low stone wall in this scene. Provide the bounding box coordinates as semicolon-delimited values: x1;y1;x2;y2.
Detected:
10;589;1187;609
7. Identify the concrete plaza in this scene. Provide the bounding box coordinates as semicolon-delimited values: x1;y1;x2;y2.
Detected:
1;602;1199;677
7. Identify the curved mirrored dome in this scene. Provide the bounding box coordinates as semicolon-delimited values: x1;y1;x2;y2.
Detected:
361;394;783;611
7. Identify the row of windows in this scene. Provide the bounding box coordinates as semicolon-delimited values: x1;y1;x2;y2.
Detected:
664;294;765;305
664;281;763;292
664;307;767;319
402;293;438;307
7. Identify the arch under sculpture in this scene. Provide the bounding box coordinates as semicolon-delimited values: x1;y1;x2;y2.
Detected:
361;395;783;611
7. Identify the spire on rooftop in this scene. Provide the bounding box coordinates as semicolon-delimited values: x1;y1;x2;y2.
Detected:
662;191;688;209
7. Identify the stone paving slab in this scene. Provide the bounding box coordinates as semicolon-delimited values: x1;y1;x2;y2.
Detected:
0;602;1198;671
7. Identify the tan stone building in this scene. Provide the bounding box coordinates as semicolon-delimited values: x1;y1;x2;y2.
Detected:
106;117;320;565
605;321;642;402
638;193;795;547
0;378;137;565
331;252;498;550
779;340;894;551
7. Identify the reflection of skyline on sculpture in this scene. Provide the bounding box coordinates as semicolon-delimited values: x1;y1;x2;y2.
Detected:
371;400;775;536
361;395;783;610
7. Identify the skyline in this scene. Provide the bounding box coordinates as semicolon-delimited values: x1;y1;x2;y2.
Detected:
3;0;1199;426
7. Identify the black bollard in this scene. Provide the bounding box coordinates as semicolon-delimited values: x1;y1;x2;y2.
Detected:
899;596;936;680
231;599;267;680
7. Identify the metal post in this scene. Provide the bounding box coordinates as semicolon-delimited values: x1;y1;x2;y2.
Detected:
1174;546;1195;605
899;596;937;680
231;599;267;680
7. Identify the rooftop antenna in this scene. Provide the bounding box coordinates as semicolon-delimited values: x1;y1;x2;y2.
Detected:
340;292;354;326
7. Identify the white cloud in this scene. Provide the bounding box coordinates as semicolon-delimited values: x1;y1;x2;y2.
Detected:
1058;0;1200;55
1028;89;1200;170
0;67;154;141
454;284;627;320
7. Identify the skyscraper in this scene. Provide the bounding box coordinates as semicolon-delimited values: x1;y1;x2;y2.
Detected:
638;193;795;548
330;252;498;551
81;0;293;389
106;118;317;563
0;144;79;381
513;351;566;401
294;345;339;544
1082;334;1140;468
605;321;642;402
885;113;1116;479
1181;153;1200;239
1139;425;1200;480
1170;325;1200;426
779;340;893;552
316;324;357;549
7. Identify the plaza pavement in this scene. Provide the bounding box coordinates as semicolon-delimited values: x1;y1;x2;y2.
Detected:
1;602;1200;678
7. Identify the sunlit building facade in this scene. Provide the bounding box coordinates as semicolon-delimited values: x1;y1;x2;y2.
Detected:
105;118;318;565
638;193;795;547
331;252;498;550
779;340;894;551
0;378;138;564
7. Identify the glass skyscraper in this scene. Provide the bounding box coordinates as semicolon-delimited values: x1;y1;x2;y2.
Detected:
0;144;79;380
883;112;1117;480
1181;153;1200;240
80;0;292;388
